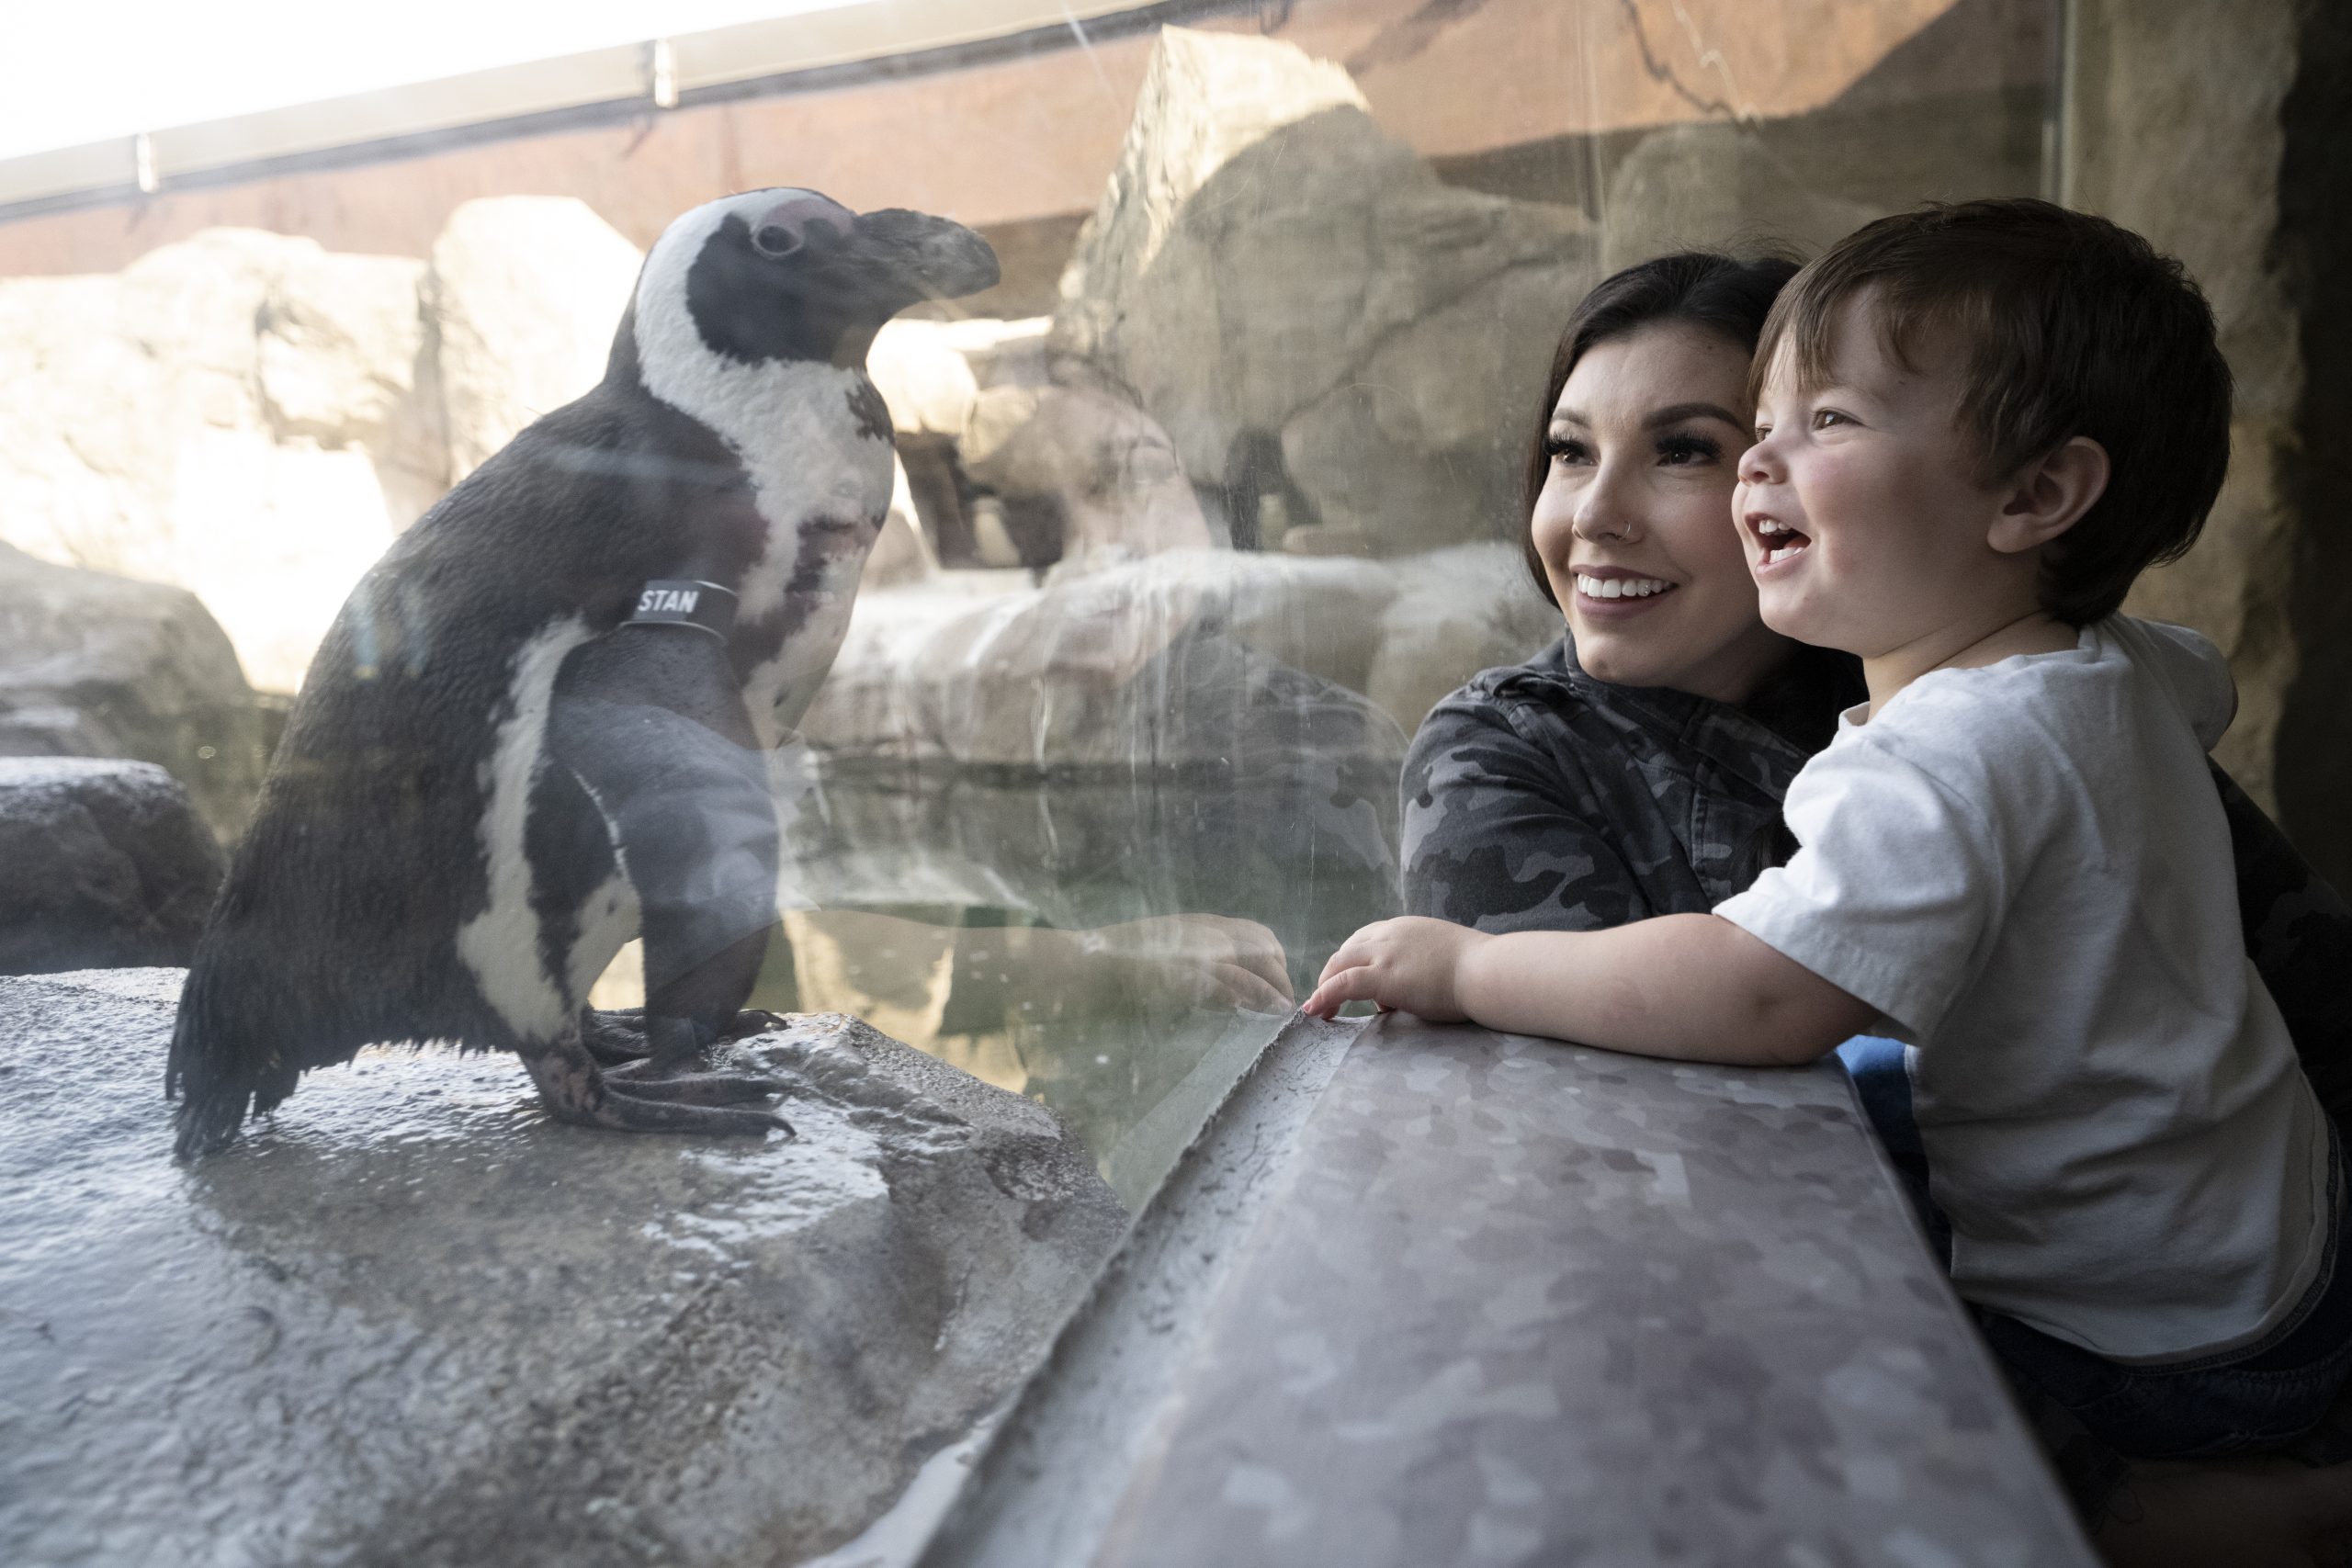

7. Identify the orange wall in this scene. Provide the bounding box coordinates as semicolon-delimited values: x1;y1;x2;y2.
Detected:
0;0;2044;276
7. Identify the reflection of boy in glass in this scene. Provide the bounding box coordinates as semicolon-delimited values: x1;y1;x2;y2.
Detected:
1311;201;2352;1563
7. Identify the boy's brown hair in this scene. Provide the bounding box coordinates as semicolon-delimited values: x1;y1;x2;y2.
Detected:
1751;198;2233;626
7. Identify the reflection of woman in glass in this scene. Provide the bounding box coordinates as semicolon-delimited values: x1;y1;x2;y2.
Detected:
1397;253;2352;1559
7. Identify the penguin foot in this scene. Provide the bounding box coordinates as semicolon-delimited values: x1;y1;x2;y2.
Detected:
581;1008;655;1066
579;1008;782;1065
521;1042;793;1139
582;1092;794;1138
604;1063;792;1105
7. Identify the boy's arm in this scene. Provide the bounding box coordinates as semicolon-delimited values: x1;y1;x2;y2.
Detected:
1304;914;1879;1067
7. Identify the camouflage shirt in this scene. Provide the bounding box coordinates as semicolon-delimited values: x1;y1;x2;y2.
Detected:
1401;634;2352;1120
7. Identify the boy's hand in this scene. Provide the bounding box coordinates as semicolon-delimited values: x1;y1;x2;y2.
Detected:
1303;917;1488;1021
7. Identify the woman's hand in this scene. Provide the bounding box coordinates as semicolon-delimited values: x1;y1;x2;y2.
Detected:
1303;917;1490;1021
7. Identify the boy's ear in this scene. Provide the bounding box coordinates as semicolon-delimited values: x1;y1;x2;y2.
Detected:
1988;436;2109;556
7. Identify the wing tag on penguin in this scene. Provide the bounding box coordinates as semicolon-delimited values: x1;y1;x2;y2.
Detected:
626;580;737;637
164;189;999;1158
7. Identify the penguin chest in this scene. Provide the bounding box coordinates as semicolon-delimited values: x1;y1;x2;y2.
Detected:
729;413;892;747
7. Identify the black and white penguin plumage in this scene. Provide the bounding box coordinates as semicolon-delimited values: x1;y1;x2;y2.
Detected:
167;190;997;1157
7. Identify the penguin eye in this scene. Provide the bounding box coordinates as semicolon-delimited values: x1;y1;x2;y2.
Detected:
752;223;802;259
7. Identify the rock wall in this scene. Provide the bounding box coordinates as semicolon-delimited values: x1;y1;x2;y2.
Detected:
0;198;643;694
2075;0;2352;884
1050;28;1596;559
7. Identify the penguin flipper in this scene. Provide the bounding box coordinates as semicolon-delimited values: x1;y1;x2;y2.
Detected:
548;627;782;1068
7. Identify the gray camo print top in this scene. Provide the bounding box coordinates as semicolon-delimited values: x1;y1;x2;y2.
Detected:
1400;636;1863;933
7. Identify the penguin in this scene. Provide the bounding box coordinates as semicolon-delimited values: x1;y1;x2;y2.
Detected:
167;190;998;1158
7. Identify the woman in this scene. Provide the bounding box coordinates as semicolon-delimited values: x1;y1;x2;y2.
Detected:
1396;252;2352;1563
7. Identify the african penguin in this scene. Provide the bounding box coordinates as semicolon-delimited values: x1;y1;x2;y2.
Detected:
167;190;998;1157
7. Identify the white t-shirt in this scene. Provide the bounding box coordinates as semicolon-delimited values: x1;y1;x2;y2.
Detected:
1715;616;2329;1362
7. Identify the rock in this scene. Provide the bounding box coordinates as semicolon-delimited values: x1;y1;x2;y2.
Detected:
2068;0;2352;887
935;315;1053;390
0;761;223;972
960;381;1214;567
1596;121;1883;276
0;541;268;840
0;970;1126;1568
859;453;940;591
798;550;1405;771
0;229;435;693
869;318;981;438
1364;542;1566;733
428;197;645;482
1051;28;1596;558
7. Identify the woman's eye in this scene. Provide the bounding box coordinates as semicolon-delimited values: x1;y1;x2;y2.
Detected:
1545;435;1592;466
1657;434;1720;466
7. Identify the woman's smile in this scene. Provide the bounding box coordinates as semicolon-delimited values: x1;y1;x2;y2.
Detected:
1571;566;1679;613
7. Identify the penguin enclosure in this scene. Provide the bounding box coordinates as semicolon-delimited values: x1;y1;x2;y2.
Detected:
1;1;2345;1564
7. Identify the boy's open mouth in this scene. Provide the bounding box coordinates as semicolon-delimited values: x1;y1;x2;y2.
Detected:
1748;514;1812;565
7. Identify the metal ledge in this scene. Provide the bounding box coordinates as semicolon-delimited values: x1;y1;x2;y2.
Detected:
922;1012;2097;1567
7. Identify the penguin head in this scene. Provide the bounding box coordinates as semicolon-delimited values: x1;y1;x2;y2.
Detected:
637;188;998;376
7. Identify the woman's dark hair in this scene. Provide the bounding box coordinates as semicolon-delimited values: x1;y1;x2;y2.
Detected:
1520;252;1802;606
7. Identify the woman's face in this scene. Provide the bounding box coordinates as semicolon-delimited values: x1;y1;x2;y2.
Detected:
1529;321;1795;705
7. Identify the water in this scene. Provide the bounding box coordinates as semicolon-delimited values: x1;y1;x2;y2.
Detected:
742;761;1398;1210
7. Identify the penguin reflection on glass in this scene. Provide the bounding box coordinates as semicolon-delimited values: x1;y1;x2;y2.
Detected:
167;191;998;1157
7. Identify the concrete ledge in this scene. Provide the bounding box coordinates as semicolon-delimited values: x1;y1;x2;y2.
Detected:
925;1013;2097;1567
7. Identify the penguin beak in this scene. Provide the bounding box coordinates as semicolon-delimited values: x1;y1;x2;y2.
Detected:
847;209;1000;310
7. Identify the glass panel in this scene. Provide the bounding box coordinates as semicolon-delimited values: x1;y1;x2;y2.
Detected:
0;0;2065;1558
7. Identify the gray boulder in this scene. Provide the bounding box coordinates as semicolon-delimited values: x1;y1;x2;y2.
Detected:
1596;120;1883;275
0;969;1127;1568
797;552;1407;773
0;540;269;841
0;758;224;973
1051;28;1596;558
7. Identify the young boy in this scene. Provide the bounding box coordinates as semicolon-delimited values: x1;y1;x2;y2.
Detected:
1305;201;2352;1512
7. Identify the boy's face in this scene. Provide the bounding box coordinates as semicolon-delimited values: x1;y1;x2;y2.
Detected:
1736;295;2014;660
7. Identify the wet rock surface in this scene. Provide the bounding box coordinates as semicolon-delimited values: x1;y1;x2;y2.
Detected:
0;761;223;973
0;969;1127;1568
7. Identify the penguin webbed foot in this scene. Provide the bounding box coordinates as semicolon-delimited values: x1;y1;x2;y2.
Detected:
582;1008;654;1066
601;1063;794;1106
580;1007;785;1066
521;1039;794;1140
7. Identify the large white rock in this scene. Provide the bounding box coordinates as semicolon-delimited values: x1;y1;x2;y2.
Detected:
1052;28;1596;559
1364;542;1566;733
960;381;1215;567
0;230;435;694
428;197;645;482
869;317;982;439
797;551;1404;772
